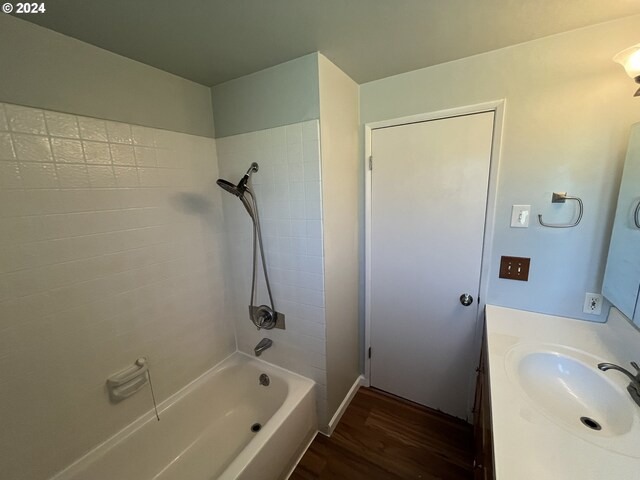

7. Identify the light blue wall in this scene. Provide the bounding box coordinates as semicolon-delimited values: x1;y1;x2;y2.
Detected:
0;15;215;137
211;53;319;138
361;15;640;321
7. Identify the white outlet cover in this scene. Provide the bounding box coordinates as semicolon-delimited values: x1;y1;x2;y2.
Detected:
583;293;603;315
511;205;531;228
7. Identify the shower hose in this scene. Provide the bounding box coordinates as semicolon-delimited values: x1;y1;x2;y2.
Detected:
244;188;276;329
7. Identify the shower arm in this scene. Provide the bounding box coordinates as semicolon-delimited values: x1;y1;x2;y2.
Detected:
235;163;259;220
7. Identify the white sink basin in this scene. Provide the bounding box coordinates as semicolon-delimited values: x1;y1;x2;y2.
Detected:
516;351;632;436
505;344;640;457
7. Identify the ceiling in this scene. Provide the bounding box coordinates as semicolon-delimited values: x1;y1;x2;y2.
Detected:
18;0;640;86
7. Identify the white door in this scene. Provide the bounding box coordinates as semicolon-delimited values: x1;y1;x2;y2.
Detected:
369;112;494;419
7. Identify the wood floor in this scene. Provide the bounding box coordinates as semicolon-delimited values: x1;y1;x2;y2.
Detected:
290;387;474;480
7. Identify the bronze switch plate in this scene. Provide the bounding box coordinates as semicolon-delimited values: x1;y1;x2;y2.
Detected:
499;256;530;281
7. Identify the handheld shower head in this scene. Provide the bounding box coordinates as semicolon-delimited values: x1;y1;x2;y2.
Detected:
216;178;242;197
217;162;259;197
217;163;261;220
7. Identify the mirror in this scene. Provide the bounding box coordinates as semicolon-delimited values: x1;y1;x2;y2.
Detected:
603;122;640;323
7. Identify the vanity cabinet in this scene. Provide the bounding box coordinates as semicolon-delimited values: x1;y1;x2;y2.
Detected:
473;327;494;480
603;123;640;322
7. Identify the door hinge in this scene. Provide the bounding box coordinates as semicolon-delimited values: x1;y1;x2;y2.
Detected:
368;156;373;170
368;347;371;359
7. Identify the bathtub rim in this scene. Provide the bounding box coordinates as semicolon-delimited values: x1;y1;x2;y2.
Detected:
49;350;316;480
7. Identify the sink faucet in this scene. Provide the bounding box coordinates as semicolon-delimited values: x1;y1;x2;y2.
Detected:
598;361;640;407
254;338;273;357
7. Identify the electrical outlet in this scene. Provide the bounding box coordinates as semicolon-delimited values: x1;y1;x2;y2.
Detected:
583;293;602;315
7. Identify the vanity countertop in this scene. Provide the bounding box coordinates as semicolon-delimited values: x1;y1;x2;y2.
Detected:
485;305;640;479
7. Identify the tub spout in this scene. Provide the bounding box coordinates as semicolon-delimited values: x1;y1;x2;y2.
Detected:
254;338;273;357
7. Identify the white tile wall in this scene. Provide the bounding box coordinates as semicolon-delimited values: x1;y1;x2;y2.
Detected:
0;103;235;480
216;120;329;424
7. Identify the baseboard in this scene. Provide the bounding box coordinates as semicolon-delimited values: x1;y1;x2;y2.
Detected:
283;429;318;480
326;375;365;436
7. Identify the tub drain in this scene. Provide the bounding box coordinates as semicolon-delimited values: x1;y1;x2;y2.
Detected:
251;423;262;433
580;416;602;431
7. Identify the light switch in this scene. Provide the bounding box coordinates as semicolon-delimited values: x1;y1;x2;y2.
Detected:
510;205;531;228
499;256;531;281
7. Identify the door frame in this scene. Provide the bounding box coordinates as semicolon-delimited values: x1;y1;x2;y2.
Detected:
364;100;506;416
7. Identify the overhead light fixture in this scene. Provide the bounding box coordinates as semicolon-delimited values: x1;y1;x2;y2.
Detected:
614;44;640;97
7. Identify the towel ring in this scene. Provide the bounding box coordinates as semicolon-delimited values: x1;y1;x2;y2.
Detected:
538;192;583;228
634;200;640;229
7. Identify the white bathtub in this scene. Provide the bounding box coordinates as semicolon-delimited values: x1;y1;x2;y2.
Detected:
51;353;317;480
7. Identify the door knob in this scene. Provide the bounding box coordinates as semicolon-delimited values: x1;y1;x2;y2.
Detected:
460;294;474;306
